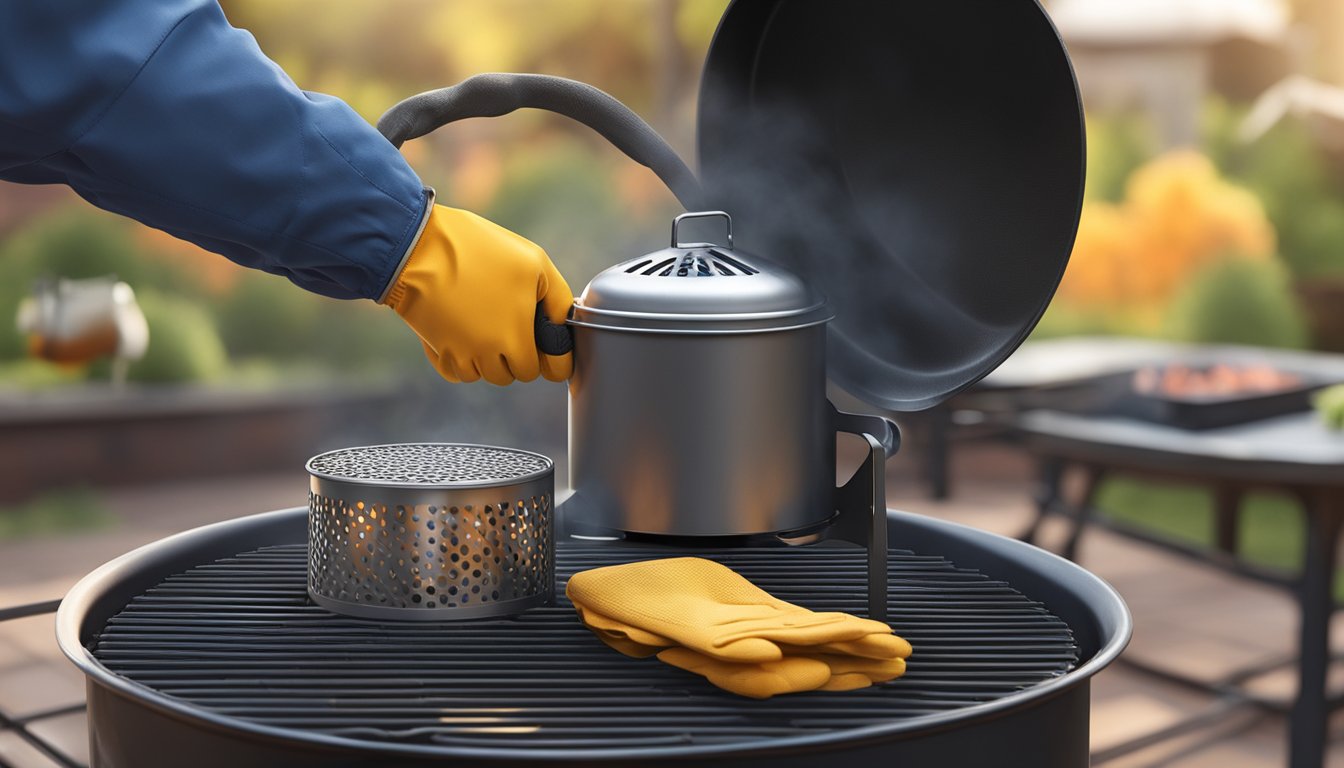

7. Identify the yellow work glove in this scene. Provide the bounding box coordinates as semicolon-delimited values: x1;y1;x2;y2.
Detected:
579;607;911;660
382;204;573;385
657;647;908;697
565;557;903;663
590;633;909;698
655;647;832;699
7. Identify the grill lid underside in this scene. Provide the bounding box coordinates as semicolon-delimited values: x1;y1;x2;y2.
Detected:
90;542;1078;751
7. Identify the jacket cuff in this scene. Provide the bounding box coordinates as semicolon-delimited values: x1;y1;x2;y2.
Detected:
378;187;436;305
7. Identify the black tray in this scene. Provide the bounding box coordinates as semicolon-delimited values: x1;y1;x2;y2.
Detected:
1062;369;1333;431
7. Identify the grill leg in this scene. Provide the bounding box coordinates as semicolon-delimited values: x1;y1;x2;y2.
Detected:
1289;490;1341;768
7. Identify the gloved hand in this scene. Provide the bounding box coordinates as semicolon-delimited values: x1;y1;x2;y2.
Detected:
382;204;573;385
565;557;905;663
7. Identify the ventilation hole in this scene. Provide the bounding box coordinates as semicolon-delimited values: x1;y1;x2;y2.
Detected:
641;258;675;275
709;250;758;275
624;259;653;273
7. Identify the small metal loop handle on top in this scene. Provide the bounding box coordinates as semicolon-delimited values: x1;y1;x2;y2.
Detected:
672;211;733;249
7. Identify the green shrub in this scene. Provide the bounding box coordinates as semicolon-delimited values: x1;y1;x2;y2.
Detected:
216;271;323;360
303;297;423;370
1314;384;1344;431
126;291;229;383
0;487;111;540
1205;103;1344;279
217;271;422;372
1165;257;1308;348
484;143;674;284
1084;113;1156;203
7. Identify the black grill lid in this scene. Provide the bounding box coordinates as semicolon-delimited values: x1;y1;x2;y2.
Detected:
697;0;1084;411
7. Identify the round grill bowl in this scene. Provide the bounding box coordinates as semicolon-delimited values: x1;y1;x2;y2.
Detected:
306;443;554;620
58;508;1129;768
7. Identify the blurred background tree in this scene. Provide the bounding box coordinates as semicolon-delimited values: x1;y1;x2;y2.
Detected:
0;0;729;391
5;0;1344;389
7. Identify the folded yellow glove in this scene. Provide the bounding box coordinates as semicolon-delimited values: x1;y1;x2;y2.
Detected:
655;647;832;699
382;204;573;385
660;647;908;697
592;633;909;698
565;557;901;663
579;607;911;660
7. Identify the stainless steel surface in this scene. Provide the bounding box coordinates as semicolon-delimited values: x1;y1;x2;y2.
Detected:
566;213;894;538
567;325;829;536
569;218;829;329
307;443;554;620
671;210;733;248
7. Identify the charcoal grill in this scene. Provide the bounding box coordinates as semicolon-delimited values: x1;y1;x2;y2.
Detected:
57;506;1128;768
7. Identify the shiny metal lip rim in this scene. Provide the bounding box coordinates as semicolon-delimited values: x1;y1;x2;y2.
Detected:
307;587;551;622
304;442;554;489
567;308;833;335
308;479;553;509
571;300;830;322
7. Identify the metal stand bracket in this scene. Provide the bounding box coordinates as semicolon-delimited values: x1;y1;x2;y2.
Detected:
825;432;889;622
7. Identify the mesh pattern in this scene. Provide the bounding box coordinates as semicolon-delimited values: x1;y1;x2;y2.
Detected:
309;492;553;613
307;444;551;485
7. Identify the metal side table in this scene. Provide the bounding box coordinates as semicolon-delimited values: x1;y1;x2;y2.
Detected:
1017;408;1344;768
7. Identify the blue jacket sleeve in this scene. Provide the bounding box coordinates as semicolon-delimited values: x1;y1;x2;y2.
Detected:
0;0;429;300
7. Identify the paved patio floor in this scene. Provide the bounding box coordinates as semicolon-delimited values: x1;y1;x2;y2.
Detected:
1;445;1342;767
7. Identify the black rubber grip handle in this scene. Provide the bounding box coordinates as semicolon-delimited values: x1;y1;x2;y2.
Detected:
535;305;573;357
377;73;703;210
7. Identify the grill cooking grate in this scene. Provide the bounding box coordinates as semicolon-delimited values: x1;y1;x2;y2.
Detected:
90;542;1078;749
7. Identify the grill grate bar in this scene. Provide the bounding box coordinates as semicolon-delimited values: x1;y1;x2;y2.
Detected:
91;542;1079;750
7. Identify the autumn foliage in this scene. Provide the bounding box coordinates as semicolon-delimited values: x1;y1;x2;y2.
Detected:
1058;151;1277;319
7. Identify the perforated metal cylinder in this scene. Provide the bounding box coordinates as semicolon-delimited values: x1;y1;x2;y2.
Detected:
306;443;553;620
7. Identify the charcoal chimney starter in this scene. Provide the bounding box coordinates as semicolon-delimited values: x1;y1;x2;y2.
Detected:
306;443;555;620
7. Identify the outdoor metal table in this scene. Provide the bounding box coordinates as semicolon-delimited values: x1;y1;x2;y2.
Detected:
1017;407;1344;768
915;337;1248;499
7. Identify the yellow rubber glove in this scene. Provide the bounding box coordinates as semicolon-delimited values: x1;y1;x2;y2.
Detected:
565;557;900;663
654;647;907;698
655;647;832;699
813;655;908;692
589;631;909;696
382;204;573;385
578;608;911;660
